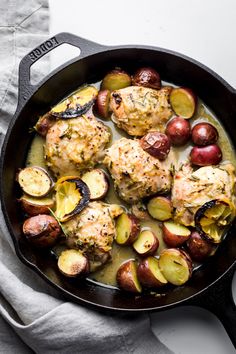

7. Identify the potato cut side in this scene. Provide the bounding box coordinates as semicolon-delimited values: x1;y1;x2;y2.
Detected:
137;257;167;288
147;196;172;221
81;169;109;200
19;194;55;216
58;249;89;277
17;166;53;197
159;249;192;286
163;221;191;236
116;260;142;293
170;87;196;119
133;230;159;256
115;213;140;245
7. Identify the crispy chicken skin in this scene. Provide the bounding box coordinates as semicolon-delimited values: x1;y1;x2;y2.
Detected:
44;115;111;177
172;163;236;226
110;86;172;136
104;138;172;203
64;202;123;271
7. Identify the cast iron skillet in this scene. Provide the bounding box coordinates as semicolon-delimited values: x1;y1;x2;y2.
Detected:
1;32;236;347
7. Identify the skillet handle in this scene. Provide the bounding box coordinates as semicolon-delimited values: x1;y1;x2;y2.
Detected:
187;265;236;349
18;32;106;104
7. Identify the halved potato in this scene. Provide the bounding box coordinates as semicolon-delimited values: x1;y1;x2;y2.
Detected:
162;221;191;247
147;196;173;221
101;69;132;91
95;89;111;118
159;248;192;286
51;86;98;118
81;169;109;200
55;177;90;222
133;230;159;256
17;166;53;197
34;112;55;136
186;231;215;261
19;194;55;216
170;87;197;119
137;257;168;288
195;199;235;243
115;213;140;245
23;214;61;248
116;259;142;293
58;249;89;277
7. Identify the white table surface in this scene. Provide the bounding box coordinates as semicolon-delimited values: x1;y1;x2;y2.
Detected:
48;0;236;353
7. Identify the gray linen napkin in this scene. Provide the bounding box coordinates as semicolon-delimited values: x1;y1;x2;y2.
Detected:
0;1;174;353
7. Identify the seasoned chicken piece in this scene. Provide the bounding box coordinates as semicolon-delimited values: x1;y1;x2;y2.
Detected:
45;115;110;177
104;138;172;203
172;163;236;226
64;202;123;271
110;86;172;136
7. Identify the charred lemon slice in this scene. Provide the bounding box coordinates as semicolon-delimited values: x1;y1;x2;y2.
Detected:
55;177;90;222
195;199;235;243
51;86;98;118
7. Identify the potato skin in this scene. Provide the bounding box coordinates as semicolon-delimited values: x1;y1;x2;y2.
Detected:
35;113;55;137
191;122;218;146
133;230;159;257
162;224;191;247
23;214;61;247
116;260;142;293
137;257;166;288
165;117;191;146
140;132;170;160
19;197;55;216
186;231;215;261
190;144;222;166
132;67;161;90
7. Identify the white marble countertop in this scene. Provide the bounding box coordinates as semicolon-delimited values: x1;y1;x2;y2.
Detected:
48;0;236;352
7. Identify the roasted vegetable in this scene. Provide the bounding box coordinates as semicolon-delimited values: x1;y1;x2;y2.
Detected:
55;177;90;222
115;213;140;245
165;117;191;146
159;248;193;286
34;113;55;137
170;87;197;119
116;260;142;293
147;196;173;221
95;90;111;118
186;231;215;261
137;257;168;288
81;169;109;200
191;122;218;146
162;221;191;247
140;132;170;160
58;249;89;277
130;202;151;221
19;195;55;216
132;67;161;90
17;166;54;197
101;68;132;91
195;199;235;243
23;214;61;247
133;230;159;257
51;86;98;118
190;144;222;166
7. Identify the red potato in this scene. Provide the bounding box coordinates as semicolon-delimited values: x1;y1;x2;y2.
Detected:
101;68;132;91
165;117;191;146
34;113;55;137
147;196;173;221
186;231;215;261
170;87;197;119
137;257;168;288
159;248;193;286
116;260;142;293
162;221;191;247
190;144;222;166
95;89;111;118
133;230;159;256
132;67;161;90
115;213;140;245
19;195;55;216
191;122;218;146
81;169;109;200
58;249;89;277
140;132;170;160
23;214;61;248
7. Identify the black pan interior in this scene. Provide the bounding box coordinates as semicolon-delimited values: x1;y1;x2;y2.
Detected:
2;47;236;310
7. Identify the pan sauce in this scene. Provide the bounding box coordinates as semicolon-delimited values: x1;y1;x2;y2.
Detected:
26;88;236;288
